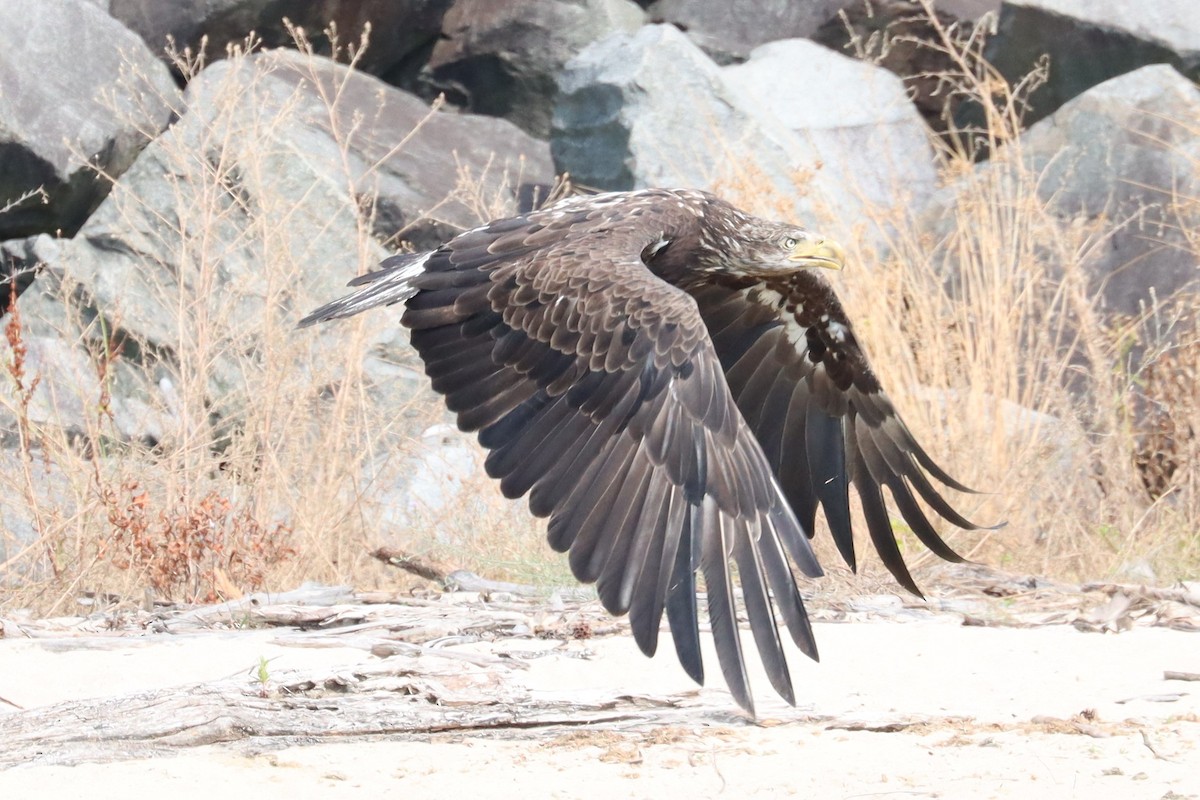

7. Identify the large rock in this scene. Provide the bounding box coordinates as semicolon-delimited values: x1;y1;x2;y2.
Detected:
918;388;1089;480
230;56;556;249
722;39;939;221
986;0;1200;124
0;243;172;445
93;0;455;84
923;65;1200;438
0;0;180;240
0;450;76;573
28;49;551;427
360;423;484;535
812;0;1001;137
928;65;1200;320
644;0;853;63
1;237;47;317
0;327;167;446
1012;65;1200;319
939;0;1003;19
422;0;644;138
554;25;928;230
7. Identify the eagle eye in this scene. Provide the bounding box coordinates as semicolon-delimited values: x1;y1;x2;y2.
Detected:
782;236;800;249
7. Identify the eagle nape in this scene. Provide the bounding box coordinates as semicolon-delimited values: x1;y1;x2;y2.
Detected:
301;187;992;715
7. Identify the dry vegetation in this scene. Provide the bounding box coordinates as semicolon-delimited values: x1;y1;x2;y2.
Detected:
1;13;1197;618
0;30;563;615
733;7;1200;583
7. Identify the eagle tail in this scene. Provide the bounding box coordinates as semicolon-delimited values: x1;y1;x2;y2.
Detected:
298;252;429;327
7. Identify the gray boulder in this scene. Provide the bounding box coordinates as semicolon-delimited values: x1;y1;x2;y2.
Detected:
0;0;180;239
0;331;102;437
0;238;180;444
919;387;1088;479
93;0;454;84
722;39;939;222
196;51;556;249
553;25;821;217
923;64;1200;442
0;450;76;573
554;25;928;231
812;0;1002;137
1;236;47;316
939;0;1003;19
0;327;168;446
360;423;484;536
1011;64;1200;319
928;65;1200;321
422;0;644;138
645;0;853;63
986;0;1200;124
33;49;551;425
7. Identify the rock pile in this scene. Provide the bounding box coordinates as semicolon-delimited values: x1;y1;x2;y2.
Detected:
1;0;1196;575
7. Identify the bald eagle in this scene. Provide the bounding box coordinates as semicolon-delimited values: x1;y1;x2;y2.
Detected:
301;188;987;714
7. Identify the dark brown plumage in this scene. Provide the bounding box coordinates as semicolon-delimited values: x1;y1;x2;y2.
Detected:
300;188;988;714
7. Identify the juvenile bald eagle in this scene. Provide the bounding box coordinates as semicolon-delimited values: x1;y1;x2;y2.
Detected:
301;188;986;714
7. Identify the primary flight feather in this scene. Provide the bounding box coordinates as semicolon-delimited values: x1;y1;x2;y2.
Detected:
301;188;987;714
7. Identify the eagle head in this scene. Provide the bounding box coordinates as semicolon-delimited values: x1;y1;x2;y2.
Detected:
694;203;846;277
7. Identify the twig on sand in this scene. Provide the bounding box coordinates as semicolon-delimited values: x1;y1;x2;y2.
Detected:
370;547;449;584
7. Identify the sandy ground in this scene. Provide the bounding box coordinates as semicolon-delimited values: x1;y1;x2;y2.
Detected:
1;601;1197;800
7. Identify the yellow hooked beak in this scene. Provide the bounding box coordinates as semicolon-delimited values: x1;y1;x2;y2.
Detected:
788;237;846;270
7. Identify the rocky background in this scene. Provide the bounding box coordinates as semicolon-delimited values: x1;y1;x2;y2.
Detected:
0;0;1197;609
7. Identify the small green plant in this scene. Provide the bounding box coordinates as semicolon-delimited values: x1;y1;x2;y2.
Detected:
254;655;273;697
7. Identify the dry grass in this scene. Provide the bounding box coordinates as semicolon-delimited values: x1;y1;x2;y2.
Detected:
0;30;561;615
1;12;1197;618
716;4;1200;585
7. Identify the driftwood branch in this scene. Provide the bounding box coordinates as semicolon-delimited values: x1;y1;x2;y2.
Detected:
0;654;704;768
370;547;450;583
3;569;1199;769
1081;582;1200;609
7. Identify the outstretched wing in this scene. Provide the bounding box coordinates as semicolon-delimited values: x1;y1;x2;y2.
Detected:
395;217;826;715
689;272;988;595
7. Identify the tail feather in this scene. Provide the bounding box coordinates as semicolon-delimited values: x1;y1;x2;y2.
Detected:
298;252;429;327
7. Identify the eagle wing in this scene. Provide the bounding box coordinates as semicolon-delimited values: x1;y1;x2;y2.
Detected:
300;191;988;714
689;273;986;596
388;213;827;714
